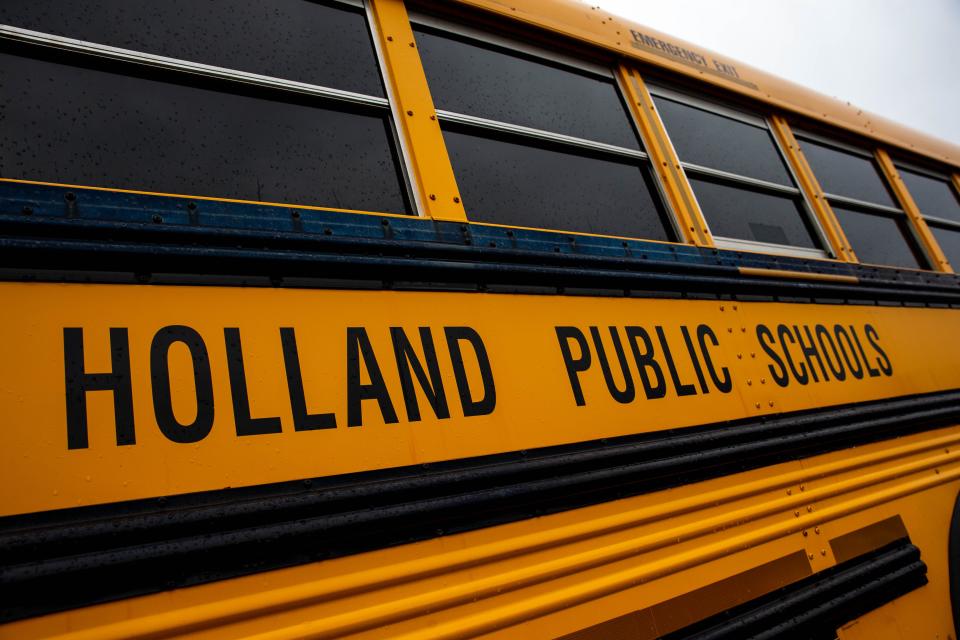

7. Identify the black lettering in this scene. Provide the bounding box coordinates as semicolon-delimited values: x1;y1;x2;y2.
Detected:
697;325;731;393
833;325;864;379
778;324;809;385
851;326;881;378
280;328;336;431
590;326;635;404
150;326;214;443
556;326;591;406
864;324;893;376
391;327;450;421
63;328;135;449
681;326;709;394
814;325;846;382
625;326;666;400
656;326;696;396
225;328;283;436
346;327;399;427
794;325;829;383
445;327;496;417
757;324;789;387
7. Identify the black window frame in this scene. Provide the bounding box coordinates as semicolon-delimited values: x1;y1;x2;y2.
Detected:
409;10;679;242
795;129;931;270
0;0;417;215
649;84;830;260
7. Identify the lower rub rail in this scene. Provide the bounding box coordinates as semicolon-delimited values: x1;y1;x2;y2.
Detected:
0;390;956;623
663;539;926;640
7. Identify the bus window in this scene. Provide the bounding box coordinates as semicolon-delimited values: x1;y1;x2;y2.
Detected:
796;134;927;269
412;16;674;240
650;86;825;256
0;0;411;214
0;0;384;96
896;165;960;266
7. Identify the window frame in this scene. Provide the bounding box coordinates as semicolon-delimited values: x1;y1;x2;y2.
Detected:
0;0;418;215
794;129;933;269
648;84;832;260
408;9;683;241
893;159;960;232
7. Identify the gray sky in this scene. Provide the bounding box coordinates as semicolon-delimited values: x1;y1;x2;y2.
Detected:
596;0;960;148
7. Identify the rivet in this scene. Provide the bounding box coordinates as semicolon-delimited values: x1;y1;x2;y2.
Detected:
429;194;436;200
802;529;807;536
733;305;738;310
727;327;733;333
800;484;805;491
761;378;766;384
815;526;821;534
747;379;752;386
787;488;792;495
740;327;746;332
720;305;725;311
820;549;827;556
794;510;800;517
409;42;415;47
387;36;394;41
737;353;742;359
406;110;414;116
453;196;461;203
936;468;941;474
807;505;814;512
429;114;436;120
808;553;815;560
750;352;756;358
769;401;775;407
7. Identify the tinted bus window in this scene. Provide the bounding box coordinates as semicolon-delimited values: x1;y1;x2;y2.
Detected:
414;27;639;149
897;167;960;224
0;52;410;213
444;127;670;239
799;138;897;208
654;97;793;186
687;176;818;248
414;19;672;241
651;87;822;254
832;205;926;269
0;0;384;96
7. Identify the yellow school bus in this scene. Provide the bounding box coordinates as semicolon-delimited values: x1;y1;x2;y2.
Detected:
2;1;960;638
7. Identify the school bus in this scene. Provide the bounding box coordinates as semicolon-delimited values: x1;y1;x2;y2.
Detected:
1;0;960;638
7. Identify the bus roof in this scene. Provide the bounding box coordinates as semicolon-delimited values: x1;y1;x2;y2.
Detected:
453;0;960;168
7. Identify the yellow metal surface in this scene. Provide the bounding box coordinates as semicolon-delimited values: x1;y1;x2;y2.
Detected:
367;0;467;221
451;0;960;168
769;115;856;262
874;149;954;273
7;423;958;639
738;266;858;284
2;282;959;516
618;66;712;246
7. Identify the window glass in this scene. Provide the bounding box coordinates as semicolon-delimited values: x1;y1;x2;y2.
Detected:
831;205;927;269
0;52;410;214
442;126;671;240
652;96;793;186
798;138;897;208
897;167;960;223
0;0;384;96
413;26;640;149
688;176;818;248
929;224;960;266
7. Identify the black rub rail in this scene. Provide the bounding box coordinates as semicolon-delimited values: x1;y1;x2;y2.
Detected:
1;388;957;622
665;539;927;640
2;182;960;304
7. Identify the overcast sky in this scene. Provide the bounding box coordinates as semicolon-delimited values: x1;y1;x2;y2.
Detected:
596;0;960;148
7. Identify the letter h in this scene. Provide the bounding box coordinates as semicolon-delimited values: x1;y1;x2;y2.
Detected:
64;328;135;449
